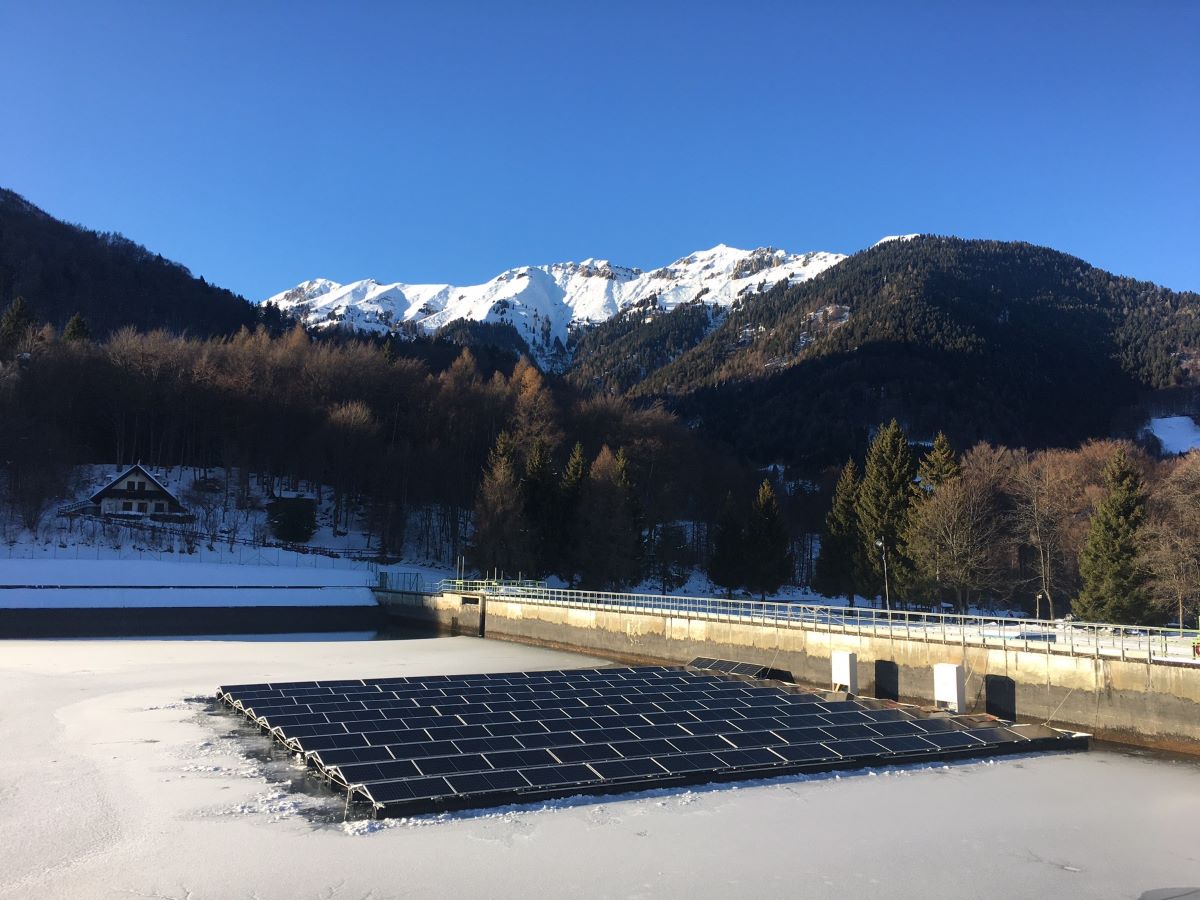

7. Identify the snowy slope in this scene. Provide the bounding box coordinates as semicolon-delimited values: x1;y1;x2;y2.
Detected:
1145;416;1200;454
873;233;921;246
265;245;846;368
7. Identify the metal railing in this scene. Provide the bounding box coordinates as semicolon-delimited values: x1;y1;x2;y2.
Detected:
377;571;426;593
436;580;1200;666
438;578;548;593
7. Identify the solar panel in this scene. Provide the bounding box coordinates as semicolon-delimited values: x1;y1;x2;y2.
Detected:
414;753;492;776
591;758;668;779
713;747;784;768
669;734;733;753
386;739;459;760
771;743;841;763
446;770;530;794
314;746;394;766
819;723;882;740
722;730;787;749
550;743;620;764
334;759;421;784
864;720;925;738
453;735;524;754
827;739;886;758
771;726;829;745
921;731;987;750
687;658;794;682
872;735;938;754
218;662;1086;818
361;777;452;804
611;738;678;758
655;751;723;773
521;764;603;788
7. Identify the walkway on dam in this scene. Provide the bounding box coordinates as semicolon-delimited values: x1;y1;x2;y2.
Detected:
432;579;1200;666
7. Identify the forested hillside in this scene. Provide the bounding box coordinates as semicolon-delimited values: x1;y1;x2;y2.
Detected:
631;237;1200;465
0;189;283;337
568;300;719;394
0;324;751;580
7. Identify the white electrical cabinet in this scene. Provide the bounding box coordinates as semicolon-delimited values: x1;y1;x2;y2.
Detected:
831;650;858;694
933;663;966;713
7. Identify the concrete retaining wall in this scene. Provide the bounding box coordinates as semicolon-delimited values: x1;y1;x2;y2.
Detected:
383;591;1200;752
376;591;482;636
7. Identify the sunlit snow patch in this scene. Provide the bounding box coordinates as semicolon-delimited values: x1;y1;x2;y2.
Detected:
1145;416;1200;455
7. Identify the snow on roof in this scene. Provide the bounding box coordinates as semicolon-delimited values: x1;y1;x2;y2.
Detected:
89;463;181;503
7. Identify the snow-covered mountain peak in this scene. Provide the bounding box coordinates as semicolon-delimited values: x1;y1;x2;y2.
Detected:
266;277;341;308
264;244;847;369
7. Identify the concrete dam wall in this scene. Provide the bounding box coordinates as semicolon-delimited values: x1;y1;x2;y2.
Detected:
378;590;1200;753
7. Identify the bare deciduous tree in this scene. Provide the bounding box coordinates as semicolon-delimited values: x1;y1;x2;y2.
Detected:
1011;452;1077;620
1141;453;1200;628
906;473;1006;612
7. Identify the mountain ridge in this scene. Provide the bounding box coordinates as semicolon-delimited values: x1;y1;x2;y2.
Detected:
625;235;1200;465
263;244;848;368
0;188;283;338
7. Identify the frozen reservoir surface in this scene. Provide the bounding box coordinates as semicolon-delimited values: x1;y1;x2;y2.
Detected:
0;636;1196;900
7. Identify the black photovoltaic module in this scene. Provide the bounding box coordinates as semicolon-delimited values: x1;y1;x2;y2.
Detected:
217;665;1086;818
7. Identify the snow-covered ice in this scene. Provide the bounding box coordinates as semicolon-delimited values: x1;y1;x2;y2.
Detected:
0;635;1196;899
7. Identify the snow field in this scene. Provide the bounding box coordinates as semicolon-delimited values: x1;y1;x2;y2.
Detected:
0;636;1196;899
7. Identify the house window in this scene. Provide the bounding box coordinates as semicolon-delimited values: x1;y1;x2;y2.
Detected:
137;481;147;491
137;502;147;513
154;502;165;513
127;481;136;490
122;501;133;512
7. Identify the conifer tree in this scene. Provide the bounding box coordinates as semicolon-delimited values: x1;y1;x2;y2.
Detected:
557;441;588;584
562;441;587;495
470;431;530;578
62;312;92;343
510;359;563;450
521;439;556;576
613;447;644;575
916;432;959;493
744;480;792;600
649;523;692;595
1075;447;1149;624
855;420;916;603
0;296;33;350
814;459;862;605
576;445;641;589
708;492;745;596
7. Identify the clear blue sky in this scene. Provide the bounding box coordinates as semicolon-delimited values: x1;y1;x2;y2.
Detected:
2;1;1197;298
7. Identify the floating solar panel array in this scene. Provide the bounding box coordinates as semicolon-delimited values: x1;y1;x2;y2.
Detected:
217;665;1086;818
